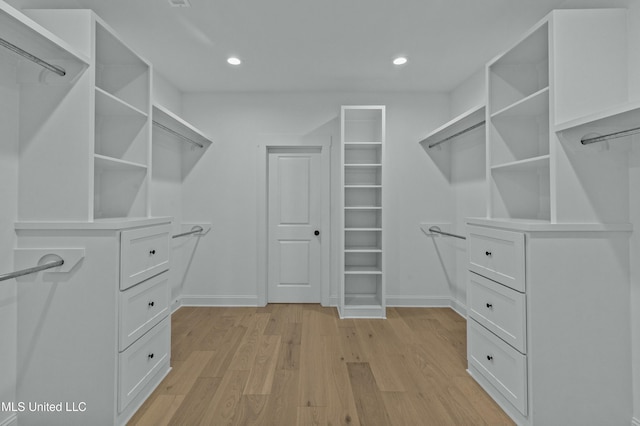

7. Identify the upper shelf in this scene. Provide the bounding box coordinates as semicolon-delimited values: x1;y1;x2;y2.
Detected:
419;104;485;149
152;104;213;149
555;99;640;146
0;1;89;82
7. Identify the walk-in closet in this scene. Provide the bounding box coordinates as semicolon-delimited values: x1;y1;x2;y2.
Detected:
1;0;639;425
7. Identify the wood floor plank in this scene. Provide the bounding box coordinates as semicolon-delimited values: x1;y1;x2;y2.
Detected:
160;351;215;395
167;377;221;425
346;362;393;426
276;321;301;370
381;391;422;426
354;321;405;392
233;395;269;425
263;369;299;426
244;335;281;395
297;406;327;425
324;335;361;426
298;310;328;407
228;313;271;371
199;370;250;425
200;325;247;378
129;395;184;426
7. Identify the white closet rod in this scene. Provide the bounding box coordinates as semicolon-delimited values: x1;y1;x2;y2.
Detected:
0;37;66;76
581;125;640;145
0;259;64;282
153;120;204;148
428;226;466;240
172;225;204;239
425;120;485;149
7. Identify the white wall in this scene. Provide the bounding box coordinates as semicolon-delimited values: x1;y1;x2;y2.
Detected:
179;91;454;306
152;71;182;115
0;59;18;426
626;1;640;422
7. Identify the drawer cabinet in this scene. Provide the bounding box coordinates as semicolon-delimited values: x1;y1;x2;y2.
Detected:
120;224;171;290
119;317;170;412
468;272;526;352
467;225;525;292
119;272;170;350
468;319;527;415
466;219;631;425
15;219;173;425
467;223;528;416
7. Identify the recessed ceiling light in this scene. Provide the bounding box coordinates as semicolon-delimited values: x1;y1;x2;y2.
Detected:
227;57;242;66
393;56;408;66
168;0;190;7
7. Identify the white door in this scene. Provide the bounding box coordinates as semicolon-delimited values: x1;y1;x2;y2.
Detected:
268;148;322;303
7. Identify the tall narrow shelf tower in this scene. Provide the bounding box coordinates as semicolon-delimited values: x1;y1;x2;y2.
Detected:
340;106;385;318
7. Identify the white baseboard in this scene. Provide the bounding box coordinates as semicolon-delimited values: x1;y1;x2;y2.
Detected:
0;414;17;426
386;295;451;307
632;416;640;426
180;295;260;307
449;298;467;319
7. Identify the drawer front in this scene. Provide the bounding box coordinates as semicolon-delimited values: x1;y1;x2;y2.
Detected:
467;226;525;292
468;272;526;353
118;317;170;412
468;319;528;415
119;272;170;351
120;224;171;290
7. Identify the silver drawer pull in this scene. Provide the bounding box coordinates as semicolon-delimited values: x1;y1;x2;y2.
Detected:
149;249;156;256
486;303;493;309
485;251;492;257
487;355;493;361
148;301;155;307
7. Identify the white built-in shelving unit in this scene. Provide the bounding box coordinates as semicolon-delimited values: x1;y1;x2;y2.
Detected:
18;9;152;222
468;9;633;426
340;106;385;318
486;9;629;224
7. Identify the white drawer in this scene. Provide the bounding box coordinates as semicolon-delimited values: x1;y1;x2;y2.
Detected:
468;319;528;416
118;316;170;413
119;272;170;351
468;272;526;353
467;225;525;292
120;224;171;290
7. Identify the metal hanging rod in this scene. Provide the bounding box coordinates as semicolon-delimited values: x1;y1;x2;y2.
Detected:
172;225;204;239
0;259;64;282
581;125;640;145
0;37;66;77
428;226;466;240
426;120;485;149
153;120;204;149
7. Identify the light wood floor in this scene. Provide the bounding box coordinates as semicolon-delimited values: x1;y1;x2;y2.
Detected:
128;305;514;425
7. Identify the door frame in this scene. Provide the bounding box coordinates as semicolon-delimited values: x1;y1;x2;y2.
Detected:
257;136;332;306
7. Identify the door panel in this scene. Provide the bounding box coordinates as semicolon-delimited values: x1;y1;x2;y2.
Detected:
268;149;321;302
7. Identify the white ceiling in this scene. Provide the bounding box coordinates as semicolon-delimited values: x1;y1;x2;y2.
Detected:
6;0;631;93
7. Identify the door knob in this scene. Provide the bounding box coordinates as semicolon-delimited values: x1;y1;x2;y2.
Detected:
314;230;320;236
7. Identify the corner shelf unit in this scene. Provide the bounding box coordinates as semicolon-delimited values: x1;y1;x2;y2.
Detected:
340;106;385;318
486;9;628;224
